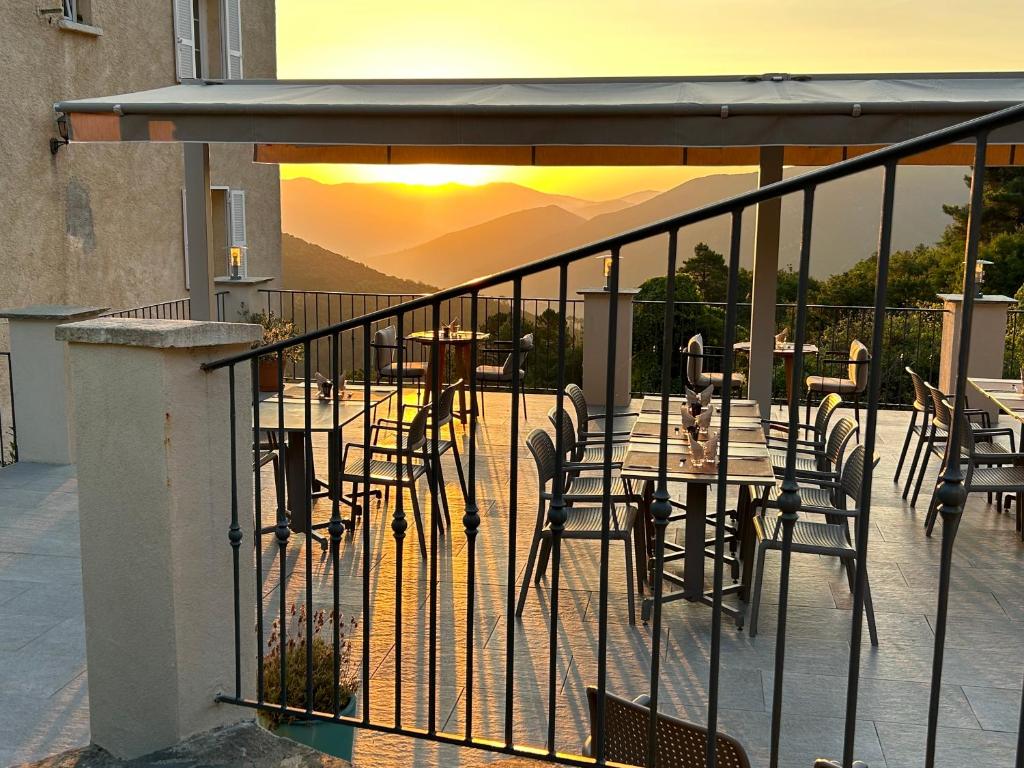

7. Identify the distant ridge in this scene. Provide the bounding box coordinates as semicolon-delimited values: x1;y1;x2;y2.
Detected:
282;233;437;295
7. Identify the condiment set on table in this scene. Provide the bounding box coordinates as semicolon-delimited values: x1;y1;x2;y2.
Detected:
679;385;720;470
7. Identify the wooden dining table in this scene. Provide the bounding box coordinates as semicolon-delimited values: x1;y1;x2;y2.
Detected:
969;376;1024;436
406;330;490;422
257;384;396;541
734;341;819;407
620;397;775;623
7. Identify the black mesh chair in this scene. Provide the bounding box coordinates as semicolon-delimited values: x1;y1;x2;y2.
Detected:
749;445;879;645
763;392;843;456
564;382;637;464
341;403;432;558
371;324;428;407
582;686;752;768
476;333;534;418
767;415;859;484
516;428;643;624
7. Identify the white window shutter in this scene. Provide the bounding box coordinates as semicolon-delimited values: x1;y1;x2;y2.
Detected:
173;0;197;81
181;189;190;289
223;0;243;79
228;189;247;277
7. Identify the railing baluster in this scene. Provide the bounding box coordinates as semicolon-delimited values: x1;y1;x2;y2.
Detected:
251;355;265;705
362;324;372;722
304;342;314;714
926;133;989;768
393;311;406;728
428;300;441;735
228;364;242;700
505;277;522;749
594;248;620;764
545;265;569;755
708;212;744;767
464;290;481;741
647;229;678;768
330;332;343;715
769;186;816;768
842;162;897;766
275;348;289;714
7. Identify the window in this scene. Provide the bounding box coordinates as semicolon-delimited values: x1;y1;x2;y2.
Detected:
62;0;91;24
181;187;247;286
173;0;243;82
58;0;101;34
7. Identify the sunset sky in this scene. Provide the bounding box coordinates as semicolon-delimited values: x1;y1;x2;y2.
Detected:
275;0;1024;199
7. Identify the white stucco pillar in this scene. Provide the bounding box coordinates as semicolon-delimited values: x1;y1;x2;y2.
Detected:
580;288;638;408
747;147;785;420
0;304;108;464
57;317;262;759
214;275;275;322
938;293;1014;418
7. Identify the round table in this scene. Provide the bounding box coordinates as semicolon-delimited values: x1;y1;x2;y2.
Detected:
407;330;491;421
734;340;819;407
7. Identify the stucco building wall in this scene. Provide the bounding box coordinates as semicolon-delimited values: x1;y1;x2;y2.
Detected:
0;1;280;458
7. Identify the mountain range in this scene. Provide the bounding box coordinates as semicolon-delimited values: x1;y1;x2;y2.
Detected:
281;168;969;297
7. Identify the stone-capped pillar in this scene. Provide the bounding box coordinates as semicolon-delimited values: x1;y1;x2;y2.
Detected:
0;304;108;464
57;317;262;759
580;288;638;408
214;275;275;322
938;293;1015;419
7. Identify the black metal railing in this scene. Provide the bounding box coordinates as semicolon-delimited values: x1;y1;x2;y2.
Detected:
204;102;1024;768
1004;308;1024;378
103;292;228;322
0;351;16;467
263;289;943;405
260;289;583;390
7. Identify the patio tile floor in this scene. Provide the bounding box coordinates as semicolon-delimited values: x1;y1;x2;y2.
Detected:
1;397;1022;768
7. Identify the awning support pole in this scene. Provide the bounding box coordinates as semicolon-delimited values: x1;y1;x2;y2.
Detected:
748;146;784;419
184;143;214;322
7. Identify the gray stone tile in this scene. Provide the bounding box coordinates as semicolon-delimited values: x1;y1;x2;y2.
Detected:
875;720;1018;768
963;685;1023;733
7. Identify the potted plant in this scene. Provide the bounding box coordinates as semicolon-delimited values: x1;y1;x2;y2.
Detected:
240;306;302;391
260;605;360;761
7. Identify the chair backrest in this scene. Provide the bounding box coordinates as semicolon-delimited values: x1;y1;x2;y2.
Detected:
433;379;462;427
906;366;930;412
813;393;844;440
924;382;951;430
848;340;870;391
824;416;859;472
565;383;590;437
501;333;535;376
372;324;397;374
547;406;580;460
585;687;751;768
404;404;430;453
526;428;558;489
685;333;704;386
839;444;872;504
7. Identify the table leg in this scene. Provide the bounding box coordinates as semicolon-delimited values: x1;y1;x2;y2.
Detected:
737;485;756;602
684;482;707;600
641;480;654;587
285;430;310;534
453;344;472;422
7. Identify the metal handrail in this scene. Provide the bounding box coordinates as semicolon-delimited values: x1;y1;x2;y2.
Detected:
205;100;1024;371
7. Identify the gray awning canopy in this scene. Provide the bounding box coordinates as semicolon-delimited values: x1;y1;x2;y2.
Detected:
54;72;1024;165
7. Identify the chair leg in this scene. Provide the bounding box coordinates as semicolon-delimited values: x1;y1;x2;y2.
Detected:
748;542;768;639
903;423;928;499
924;479;943;536
408;480;427;559
861;564;879;647
805;395;812;426
535;537;552;583
893;410;918;483
516;525;544;617
436;457;452;533
911;433;936;507
633;521;648;595
854;395;861;430
623;535;636;626
522;388;528;419
450;430;469;502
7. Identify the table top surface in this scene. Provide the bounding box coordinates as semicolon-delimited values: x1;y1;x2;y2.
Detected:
733;341;819;355
258;384;397;432
406;330;490;344
969;377;1024;421
622;405;774;486
639;396;761;420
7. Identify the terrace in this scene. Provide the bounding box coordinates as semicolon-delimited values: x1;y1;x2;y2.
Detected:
1;76;1023;768
2;395;1023;768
